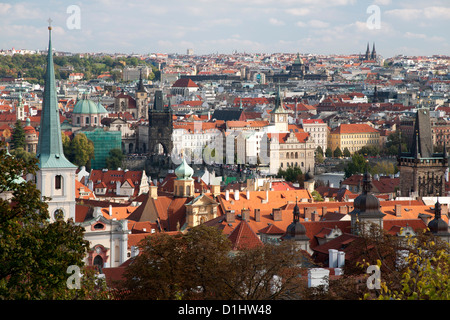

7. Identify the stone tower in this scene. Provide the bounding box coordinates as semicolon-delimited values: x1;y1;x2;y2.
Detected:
135;71;148;120
148;90;173;156
398;109;448;197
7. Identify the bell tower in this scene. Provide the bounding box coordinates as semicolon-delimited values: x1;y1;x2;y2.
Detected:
135;70;148;120
270;86;289;132
35;20;77;222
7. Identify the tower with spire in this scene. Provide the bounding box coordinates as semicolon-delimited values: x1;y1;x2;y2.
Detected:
349;171;385;235
35;20;77;222
282;198;310;253
135;69;148;120
270;86;289;132
371;42;377;60
365;42;370;60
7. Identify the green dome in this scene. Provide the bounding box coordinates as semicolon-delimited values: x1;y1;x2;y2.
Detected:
97;102;109;114
73;99;100;115
175;157;194;180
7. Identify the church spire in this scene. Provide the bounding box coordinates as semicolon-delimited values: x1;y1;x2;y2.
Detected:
37;20;75;169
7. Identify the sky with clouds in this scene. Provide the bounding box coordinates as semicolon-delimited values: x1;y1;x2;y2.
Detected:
0;0;449;57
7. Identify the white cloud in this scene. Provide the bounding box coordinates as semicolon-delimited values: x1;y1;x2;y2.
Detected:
385;6;450;21
295;19;329;28
384;8;422;21
269;18;285;26
309;19;329;28
423;6;450;19
285;8;310;16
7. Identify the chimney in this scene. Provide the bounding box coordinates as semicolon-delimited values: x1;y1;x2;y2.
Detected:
308;268;330;289
234;190;240;201
149;185;158;199
442;203;449;216
88;179;94;191
339;206;348;214
212;185;221;197
272;208;282;221
226;210;235;223
254;208;261;222
322;206;327;217
109;205;112;216
328;249;338;268
225;189;229;201
305;207;315;221
395;204;402;217
241;208;250;221
337;251;345;268
246;190;250;200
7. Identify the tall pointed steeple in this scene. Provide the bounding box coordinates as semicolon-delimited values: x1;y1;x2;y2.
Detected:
371;42;377;60
365;42;370;60
37;21;75;169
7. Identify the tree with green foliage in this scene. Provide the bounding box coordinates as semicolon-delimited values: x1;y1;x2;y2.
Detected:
359;145;380;157
10;147;36;165
316;146;324;156
0;142;107;299
325;147;332;158
11;120;25;150
383;130;408;156
333;147;343;158
62;133;95;170
105;148;124;170
344;152;368;178
343;147;351;158
277;166;303;184
371;160;397;176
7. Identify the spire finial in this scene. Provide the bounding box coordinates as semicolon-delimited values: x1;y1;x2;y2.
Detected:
48;18;53;30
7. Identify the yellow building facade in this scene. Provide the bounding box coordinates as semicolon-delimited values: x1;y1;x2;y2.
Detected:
329;123;380;155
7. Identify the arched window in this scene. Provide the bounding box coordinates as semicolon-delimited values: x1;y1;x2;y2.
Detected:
54;208;64;220
93;255;103;273
55;175;62;189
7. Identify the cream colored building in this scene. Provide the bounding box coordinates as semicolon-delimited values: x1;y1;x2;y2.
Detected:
329;123;380;155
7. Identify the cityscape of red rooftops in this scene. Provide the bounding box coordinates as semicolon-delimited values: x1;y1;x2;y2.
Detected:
0;0;449;305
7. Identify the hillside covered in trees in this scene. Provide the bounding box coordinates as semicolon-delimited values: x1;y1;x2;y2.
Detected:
0;54;159;84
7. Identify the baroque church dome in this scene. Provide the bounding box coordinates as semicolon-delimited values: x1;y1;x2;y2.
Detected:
73;98;101;115
428;200;450;234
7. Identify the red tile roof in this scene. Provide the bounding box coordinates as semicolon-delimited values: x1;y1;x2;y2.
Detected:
228;220;263;250
172;78;199;88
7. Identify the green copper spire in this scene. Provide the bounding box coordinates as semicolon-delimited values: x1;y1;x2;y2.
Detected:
271;86;287;114
37;22;76;169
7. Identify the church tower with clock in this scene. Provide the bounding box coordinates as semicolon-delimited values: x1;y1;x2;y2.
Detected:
270;87;289;132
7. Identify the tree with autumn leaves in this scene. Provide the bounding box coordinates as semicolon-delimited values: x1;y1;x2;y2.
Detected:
121;225;313;300
311;222;450;300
